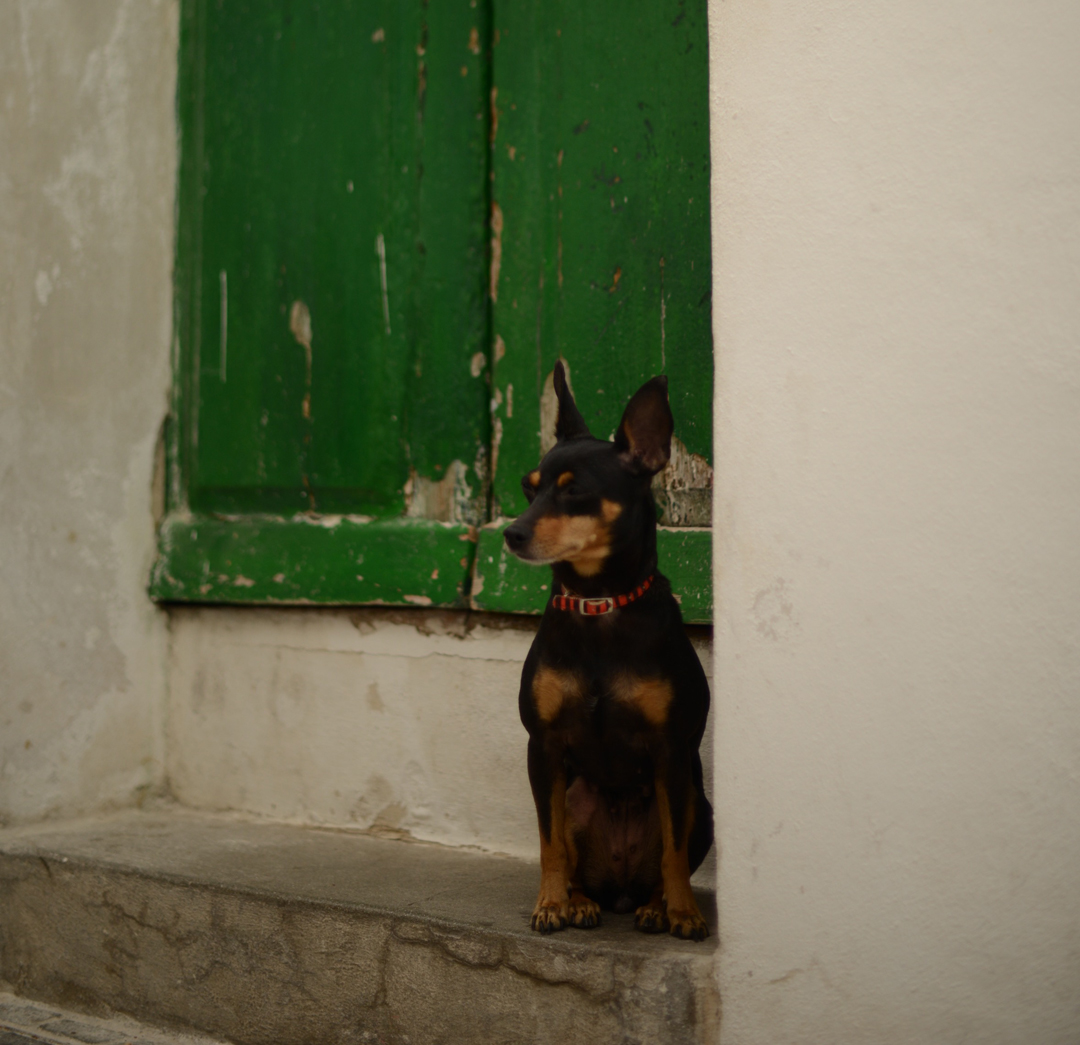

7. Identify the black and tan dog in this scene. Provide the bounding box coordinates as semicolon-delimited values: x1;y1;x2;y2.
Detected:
504;361;713;941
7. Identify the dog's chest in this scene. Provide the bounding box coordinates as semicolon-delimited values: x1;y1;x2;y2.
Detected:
531;663;674;734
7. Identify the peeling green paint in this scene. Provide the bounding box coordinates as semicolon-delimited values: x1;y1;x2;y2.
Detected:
171;0;489;515
159;0;492;609
157;0;713;619
151;515;476;606
485;0;713;521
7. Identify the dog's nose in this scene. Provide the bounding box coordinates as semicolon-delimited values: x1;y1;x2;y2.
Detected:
504;523;529;553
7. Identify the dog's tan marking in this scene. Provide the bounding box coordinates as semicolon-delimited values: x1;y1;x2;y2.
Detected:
532;667;583;723
613;675;673;727
557;471;575;487
532;514;611;576
600;498;622;522
528;469;541;488
532;771;570;932
561;812;601;928
567;885;601;928
652;778;708;940
634;881;669;934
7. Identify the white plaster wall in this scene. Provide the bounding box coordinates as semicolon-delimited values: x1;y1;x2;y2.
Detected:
0;1;177;823
167;606;715;869
167;609;537;853
708;1;1080;1042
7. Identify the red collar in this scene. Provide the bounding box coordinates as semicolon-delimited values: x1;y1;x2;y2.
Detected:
551;575;654;616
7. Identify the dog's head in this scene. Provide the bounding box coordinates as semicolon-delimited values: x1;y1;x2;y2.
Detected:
503;361;673;577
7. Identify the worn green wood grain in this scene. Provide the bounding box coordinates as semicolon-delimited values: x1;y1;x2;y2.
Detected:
471;527;712;623
160;0;714;617
179;0;490;517
151;515;475;606
487;0;713;521
162;0;492;609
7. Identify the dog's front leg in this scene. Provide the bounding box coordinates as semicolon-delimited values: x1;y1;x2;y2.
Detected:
527;736;571;932
637;758;709;941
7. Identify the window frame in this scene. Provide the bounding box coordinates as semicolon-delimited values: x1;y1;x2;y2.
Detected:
151;0;713;623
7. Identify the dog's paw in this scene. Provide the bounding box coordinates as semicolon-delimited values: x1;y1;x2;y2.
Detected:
531;898;570;933
667;906;710;942
634;901;670;934
568;891;601;929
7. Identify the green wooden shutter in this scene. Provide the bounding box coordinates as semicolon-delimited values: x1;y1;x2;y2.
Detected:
470;1;714;621
151;0;713;622
153;0;491;607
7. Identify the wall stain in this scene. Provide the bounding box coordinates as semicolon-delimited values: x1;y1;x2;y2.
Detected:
751;579;798;642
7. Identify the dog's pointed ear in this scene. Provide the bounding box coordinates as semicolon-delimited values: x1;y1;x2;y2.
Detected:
614;376;673;475
554;360;592;441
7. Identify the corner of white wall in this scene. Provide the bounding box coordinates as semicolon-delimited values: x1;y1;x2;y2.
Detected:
708;1;1080;1041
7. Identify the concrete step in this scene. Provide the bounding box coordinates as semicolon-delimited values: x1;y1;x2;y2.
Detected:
0;809;718;1045
0;988;229;1045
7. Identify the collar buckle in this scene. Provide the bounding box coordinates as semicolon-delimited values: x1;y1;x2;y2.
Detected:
578;596;615;615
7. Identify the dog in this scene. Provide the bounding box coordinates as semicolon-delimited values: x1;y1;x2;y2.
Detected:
503;361;713;941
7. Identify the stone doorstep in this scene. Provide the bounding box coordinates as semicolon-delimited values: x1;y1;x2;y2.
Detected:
0;988;229;1045
0;809;719;1045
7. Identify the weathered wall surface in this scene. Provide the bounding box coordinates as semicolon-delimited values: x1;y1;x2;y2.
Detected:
10;2;1078;1039
708;1;1080;1042
167;609;536;851
167;606;715;868
0;1;177;822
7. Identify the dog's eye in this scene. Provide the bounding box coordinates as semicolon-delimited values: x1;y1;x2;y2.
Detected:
521;474;538;503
